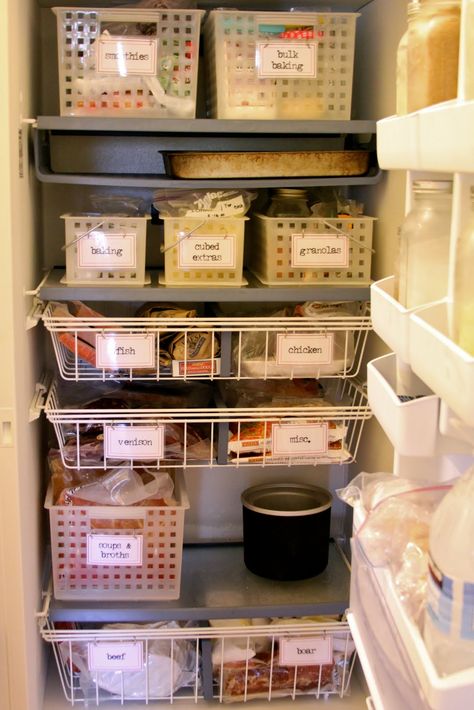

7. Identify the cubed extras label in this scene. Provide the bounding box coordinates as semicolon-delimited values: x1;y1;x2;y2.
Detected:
291;234;349;268
96;333;156;369
87;534;143;566
178;235;236;269
77;232;137;269
279;636;333;666
271;423;328;456
276;334;334;366
96;37;158;76
88;642;144;672
256;42;317;78
104;425;164;460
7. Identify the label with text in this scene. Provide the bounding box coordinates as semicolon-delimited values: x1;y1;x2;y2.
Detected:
178;235;236;269
96;333;156;369
172;358;221;377
291;234;349;268
87;534;143;567
104;425;164;460
185;195;246;218
77;232;137;269
276;334;333;366
96;37;158;76
279;636;333;666
257;42;317;78
271;423;328;456
88;642;144;672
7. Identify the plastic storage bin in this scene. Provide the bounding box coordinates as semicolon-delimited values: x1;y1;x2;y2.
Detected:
248;214;374;286
204;10;358;120
160;216;247;286
45;471;189;601
61;213;151;286
54;7;204;117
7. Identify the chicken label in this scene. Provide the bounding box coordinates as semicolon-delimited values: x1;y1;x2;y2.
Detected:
276;333;334;366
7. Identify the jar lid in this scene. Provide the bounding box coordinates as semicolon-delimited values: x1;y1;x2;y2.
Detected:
413;180;453;193
273;189;308;197
241;483;332;517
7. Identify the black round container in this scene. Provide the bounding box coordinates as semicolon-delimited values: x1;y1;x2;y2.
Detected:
241;483;332;581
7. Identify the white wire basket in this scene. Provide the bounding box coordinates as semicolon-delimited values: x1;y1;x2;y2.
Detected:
42;378;371;470
41;302;371;382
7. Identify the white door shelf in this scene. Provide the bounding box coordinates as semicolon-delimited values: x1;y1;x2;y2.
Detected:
370;276;412;362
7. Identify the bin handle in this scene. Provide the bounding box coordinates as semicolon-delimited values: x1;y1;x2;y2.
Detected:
316;219;375;254
160;219;209;255
61;220;106;251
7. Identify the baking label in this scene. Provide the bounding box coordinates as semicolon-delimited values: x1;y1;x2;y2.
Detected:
185;195;246;218
96;37;158;76
104;425;164;460
276;334;334;366
178;235;236;269
291;234;349;268
87;534;143;566
271;423;328;456
279;636;333;666
88;642;144;672
256;42;317;78
77;232;137;269
96;333;156;369
172;358;221;377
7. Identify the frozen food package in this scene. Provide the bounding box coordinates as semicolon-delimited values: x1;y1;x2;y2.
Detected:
153;189;257;218
336;472;435;511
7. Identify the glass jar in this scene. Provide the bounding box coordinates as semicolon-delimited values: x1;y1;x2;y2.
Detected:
451;188;474;355
407;0;461;113
465;0;474;100
266;189;311;217
396;1;421;115
397;180;453;309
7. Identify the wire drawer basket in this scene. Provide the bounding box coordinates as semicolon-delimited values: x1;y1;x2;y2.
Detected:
54;7;204;117
205;10;358;120
248;214;375;286
45;470;189;601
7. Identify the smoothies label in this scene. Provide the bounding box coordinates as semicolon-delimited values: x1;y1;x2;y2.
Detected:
96;37;158;76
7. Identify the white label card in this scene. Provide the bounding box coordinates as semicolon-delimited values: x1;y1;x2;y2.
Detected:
257;42;317;78
291;234;349;268
87;534;143;566
88;642;144;672
96;37;158;76
104;425;164;460
279;636;333;666
272;423;328;456
96;333;156;369
276;334;334;366
178;235;236;269
77;232;137;269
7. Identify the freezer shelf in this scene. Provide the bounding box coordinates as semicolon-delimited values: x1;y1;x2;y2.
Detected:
45;541;350;622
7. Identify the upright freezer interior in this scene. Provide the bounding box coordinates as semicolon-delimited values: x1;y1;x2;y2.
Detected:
0;1;473;709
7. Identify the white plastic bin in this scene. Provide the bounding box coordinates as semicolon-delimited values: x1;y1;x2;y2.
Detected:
205;10;358;120
54;7;204;117
61;213;150;286
248;214;374;286
160;216;247;287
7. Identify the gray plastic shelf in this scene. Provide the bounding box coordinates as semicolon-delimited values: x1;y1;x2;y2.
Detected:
48;542;350;622
38;2;372;13
39;268;371;303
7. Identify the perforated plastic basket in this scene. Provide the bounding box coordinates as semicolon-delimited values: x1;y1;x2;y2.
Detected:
61;213;151;286
205;10;358;120
46;471;189;601
160;216;247;287
248;214;375;286
54;7;204;117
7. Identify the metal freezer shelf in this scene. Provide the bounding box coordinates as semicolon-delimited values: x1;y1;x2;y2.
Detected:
45;541;350;622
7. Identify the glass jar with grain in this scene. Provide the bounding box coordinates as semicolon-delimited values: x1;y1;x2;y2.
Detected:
407;0;461;113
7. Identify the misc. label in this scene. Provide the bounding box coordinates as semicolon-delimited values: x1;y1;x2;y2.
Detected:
257;42;317;78
271;423;328;456
104;425;164;460
96;334;156;369
172;358;221;377
96;37;158;76
88;642;144;672
276;334;334;366
178;235;236;269
279;636;333;666
291;234;349;268
87;534;143;566
77;232;137;269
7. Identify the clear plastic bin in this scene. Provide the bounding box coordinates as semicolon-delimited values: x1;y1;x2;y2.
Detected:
248;214;375;286
61;213;150;286
45;471;189;601
204;10;358;120
54;7;204;117
160;216;247;287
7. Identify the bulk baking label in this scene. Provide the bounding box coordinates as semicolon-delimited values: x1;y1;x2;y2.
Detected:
88;642;144;672
271;423;328;456
96;37;158;76
104;425;164;460
77;232;137;269
276;333;334;366
178;235;236;269
256;42;317;78
96;333;156;369
87;534;143;566
279;636;333;666
291;234;349;268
